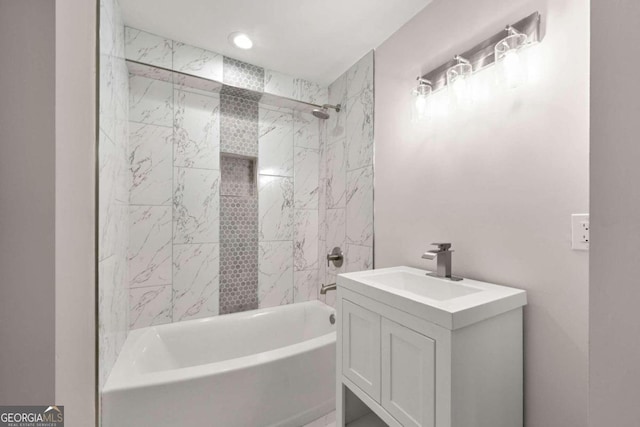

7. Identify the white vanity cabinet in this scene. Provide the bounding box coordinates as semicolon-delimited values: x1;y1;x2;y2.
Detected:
380;318;435;427
342;300;381;401
336;266;527;427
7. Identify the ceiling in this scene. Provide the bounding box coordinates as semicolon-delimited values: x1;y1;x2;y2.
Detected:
119;0;431;85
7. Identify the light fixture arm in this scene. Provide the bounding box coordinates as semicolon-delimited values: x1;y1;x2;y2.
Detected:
505;25;523;36
453;55;470;65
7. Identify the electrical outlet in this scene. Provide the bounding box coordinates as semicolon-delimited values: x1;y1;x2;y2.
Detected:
571;214;589;251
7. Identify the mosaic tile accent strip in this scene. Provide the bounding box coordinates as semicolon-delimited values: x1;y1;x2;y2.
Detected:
221;94;259;157
219;196;259;314
220;85;262;102
223;57;264;92
217;66;261;315
221;156;255;197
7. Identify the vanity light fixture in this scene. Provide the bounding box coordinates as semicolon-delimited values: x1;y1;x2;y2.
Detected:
411;77;433;121
495;26;529;88
228;32;253;49
411;11;541;120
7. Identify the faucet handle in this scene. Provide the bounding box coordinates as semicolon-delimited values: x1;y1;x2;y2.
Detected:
431;243;452;251
327;247;344;268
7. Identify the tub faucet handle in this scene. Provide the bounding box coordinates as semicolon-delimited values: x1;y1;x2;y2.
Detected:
326;247;344;268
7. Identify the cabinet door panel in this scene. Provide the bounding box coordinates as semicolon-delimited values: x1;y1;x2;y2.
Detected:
342;299;381;402
382;318;435;427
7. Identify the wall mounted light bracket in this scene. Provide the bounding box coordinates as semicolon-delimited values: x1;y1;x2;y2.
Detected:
419;11;541;93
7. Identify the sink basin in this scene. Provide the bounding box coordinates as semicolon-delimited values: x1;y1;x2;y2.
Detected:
366;271;481;301
337;266;527;330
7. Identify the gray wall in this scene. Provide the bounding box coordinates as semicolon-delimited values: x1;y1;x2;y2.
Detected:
590;1;640;426
55;0;97;424
0;0;97;422
0;0;56;405
374;0;589;425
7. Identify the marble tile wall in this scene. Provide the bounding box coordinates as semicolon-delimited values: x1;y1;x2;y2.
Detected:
127;72;222;328
257;105;323;308
264;69;329;105
293;110;323;301
319;51;375;307
125;26;325;105
122;27;329;325
126;27;223;328
98;0;130;390
173;41;223;81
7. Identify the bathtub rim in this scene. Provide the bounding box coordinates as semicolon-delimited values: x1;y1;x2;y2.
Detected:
103;300;336;394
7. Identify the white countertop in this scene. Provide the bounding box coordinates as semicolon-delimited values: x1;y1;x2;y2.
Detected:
337;266;527;330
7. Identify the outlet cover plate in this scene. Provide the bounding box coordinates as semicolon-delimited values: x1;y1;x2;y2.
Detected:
571;213;589;251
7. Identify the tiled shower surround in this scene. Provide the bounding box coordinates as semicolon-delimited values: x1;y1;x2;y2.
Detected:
96;11;373;427
100;25;374;398
123;27;335;328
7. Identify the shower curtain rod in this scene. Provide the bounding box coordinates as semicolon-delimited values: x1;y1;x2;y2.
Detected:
125;59;330;115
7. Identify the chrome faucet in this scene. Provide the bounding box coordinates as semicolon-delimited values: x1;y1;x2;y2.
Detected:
320;283;337;295
421;243;463;281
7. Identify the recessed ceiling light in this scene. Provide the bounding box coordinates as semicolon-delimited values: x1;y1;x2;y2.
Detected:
228;32;253;50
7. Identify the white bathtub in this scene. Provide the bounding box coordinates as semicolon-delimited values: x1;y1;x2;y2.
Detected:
102;301;336;427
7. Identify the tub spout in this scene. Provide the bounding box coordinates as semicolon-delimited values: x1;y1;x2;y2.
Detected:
320;283;337;295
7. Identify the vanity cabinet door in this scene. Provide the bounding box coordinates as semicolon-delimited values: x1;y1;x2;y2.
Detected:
342;299;381;402
381;318;436;427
